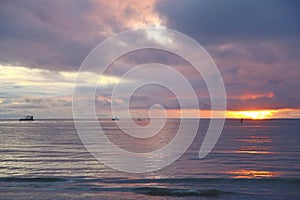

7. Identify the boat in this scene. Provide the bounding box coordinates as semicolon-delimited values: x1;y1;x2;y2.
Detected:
112;117;119;121
19;115;34;121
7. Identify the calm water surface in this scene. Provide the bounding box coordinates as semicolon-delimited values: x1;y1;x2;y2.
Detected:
0;119;299;199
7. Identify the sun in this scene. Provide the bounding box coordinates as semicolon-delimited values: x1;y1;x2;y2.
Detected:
243;111;270;119
227;110;274;120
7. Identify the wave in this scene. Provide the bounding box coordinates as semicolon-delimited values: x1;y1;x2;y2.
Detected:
131;187;234;197
0;176;298;198
95;177;300;185
0;177;69;183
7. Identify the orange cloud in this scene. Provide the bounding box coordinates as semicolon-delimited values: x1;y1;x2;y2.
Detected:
231;92;275;100
88;0;164;35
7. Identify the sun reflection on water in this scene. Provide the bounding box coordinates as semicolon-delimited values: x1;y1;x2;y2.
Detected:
234;150;272;154
227;169;279;178
234;134;273;154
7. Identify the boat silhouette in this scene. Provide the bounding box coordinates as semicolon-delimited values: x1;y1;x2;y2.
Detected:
112;117;119;121
19;115;34;121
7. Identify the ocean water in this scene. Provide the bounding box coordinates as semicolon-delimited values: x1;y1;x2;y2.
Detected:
0;119;299;199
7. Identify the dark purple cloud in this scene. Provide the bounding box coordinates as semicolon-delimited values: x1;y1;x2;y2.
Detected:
156;0;300;43
0;0;164;71
0;0;118;70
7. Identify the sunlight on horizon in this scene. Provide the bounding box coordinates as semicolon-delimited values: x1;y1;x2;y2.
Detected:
227;109;300;119
226;110;275;119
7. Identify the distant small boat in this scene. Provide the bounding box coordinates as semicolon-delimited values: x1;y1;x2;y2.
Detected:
137;118;142;121
112;117;119;121
19;115;34;121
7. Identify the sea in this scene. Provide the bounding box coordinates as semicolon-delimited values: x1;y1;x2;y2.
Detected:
0;119;299;199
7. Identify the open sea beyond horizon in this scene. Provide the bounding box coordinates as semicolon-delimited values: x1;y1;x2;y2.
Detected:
0;118;299;199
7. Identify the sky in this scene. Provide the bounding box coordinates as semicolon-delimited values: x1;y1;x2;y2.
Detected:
0;0;300;119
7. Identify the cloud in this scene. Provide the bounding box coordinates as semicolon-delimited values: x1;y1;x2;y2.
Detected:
0;64;130;118
0;1;299;118
154;0;300;111
0;95;73;119
0;0;164;71
156;0;300;43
